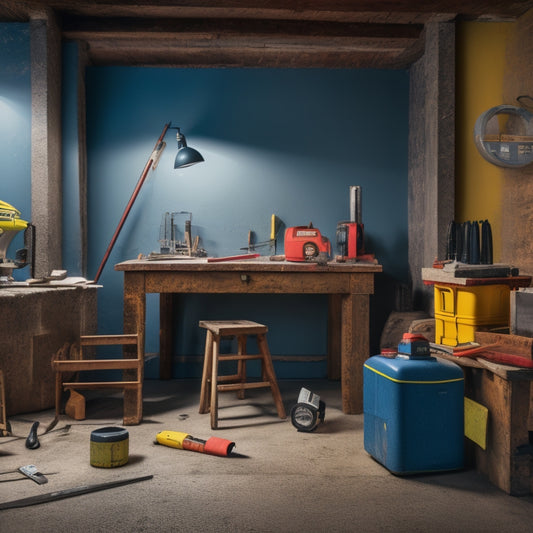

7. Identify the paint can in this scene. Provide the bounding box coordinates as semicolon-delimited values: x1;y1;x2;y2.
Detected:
90;426;129;468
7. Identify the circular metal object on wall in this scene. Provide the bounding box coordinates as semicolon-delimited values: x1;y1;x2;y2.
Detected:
474;104;533;168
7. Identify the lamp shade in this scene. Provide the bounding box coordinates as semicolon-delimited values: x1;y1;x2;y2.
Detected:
174;130;204;168
174;146;205;169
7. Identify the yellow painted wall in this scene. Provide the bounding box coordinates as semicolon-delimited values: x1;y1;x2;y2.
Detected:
456;22;513;262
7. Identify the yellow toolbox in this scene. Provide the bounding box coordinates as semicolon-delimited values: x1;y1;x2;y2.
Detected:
434;284;510;346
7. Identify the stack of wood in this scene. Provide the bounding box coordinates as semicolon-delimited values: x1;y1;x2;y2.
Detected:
433;331;533;375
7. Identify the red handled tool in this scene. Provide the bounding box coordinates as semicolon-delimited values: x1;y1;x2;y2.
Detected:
155;431;235;457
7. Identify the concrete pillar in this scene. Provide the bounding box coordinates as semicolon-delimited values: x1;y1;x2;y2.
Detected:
408;22;456;313
30;13;62;278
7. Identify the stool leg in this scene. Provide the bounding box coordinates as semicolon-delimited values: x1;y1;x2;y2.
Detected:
257;333;286;419
55;371;63;418
210;334;220;429
199;331;214;414
237;335;247;400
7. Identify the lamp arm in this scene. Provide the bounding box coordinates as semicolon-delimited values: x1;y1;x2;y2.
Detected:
93;122;171;283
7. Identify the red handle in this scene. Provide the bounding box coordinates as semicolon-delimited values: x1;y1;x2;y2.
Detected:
478;351;533;368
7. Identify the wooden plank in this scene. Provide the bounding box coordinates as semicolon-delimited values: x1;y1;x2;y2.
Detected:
81;334;138;345
199;320;268;335
475;331;533;358
116;258;382;274
53;359;141;371
64;381;140;389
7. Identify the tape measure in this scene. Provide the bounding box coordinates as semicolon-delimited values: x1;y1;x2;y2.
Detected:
290;388;326;432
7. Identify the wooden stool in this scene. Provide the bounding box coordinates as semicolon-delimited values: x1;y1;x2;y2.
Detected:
199;320;286;429
51;334;143;425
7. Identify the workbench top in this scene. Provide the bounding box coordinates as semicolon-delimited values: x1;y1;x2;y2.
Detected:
116;257;382;273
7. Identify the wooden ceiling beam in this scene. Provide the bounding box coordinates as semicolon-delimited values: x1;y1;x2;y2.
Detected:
60;17;423;40
60;17;423;68
86;45;413;69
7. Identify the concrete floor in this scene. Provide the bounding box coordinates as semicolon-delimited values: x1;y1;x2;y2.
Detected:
1;379;532;532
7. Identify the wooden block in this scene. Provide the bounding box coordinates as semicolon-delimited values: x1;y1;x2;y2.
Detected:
65;389;86;420
474;331;533;358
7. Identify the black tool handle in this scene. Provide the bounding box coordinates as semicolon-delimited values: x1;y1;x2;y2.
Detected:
25;421;40;450
461;222;471;263
470;221;480;264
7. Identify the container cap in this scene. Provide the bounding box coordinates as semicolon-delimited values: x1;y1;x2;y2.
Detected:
397;333;431;358
90;427;129;443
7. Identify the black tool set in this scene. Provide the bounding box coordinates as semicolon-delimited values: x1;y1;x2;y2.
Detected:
446;220;493;265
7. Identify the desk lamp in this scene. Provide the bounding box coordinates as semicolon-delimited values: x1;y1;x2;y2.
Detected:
93;122;204;283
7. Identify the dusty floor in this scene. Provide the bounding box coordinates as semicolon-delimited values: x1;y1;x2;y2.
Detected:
1;379;532;532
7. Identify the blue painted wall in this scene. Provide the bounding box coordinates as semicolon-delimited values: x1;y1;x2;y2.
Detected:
0;23;31;281
1;25;409;379
84;67;409;378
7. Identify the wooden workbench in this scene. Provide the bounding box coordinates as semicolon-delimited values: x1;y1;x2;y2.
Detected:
115;257;382;417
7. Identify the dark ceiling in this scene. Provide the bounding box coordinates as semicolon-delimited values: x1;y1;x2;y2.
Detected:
1;1;532;68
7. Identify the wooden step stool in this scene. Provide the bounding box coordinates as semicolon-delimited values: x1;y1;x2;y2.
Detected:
199;320;286;429
51;334;143;425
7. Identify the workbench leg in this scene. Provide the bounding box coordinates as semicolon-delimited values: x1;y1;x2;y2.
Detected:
340;293;369;414
159;293;174;380
123;272;146;425
327;294;342;380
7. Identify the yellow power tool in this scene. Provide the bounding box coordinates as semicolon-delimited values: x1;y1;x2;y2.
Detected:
155;431;235;457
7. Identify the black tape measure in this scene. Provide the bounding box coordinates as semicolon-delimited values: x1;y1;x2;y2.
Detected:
290;388;326;432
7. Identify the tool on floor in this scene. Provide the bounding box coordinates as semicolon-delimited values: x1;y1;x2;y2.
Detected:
0;465;50;484
290;388;326;432
0;422;70;447
284;223;331;262
0;475;154;511
25;421;40;449
155;430;235;457
18;464;48;484
0;199;34;280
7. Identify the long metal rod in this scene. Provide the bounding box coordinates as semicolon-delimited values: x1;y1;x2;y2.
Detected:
93;123;171;283
0;475;153;510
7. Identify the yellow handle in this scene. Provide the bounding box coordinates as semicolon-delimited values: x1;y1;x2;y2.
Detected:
270;214;276;240
156;430;190;449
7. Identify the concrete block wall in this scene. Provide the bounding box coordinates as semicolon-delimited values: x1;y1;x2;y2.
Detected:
0;286;97;415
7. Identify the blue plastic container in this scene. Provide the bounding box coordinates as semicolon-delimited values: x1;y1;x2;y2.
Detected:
363;353;464;474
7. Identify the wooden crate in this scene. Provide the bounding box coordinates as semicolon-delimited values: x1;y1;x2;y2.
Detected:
436;334;533;496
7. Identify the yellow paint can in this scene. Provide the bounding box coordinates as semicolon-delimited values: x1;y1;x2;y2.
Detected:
90;427;129;468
